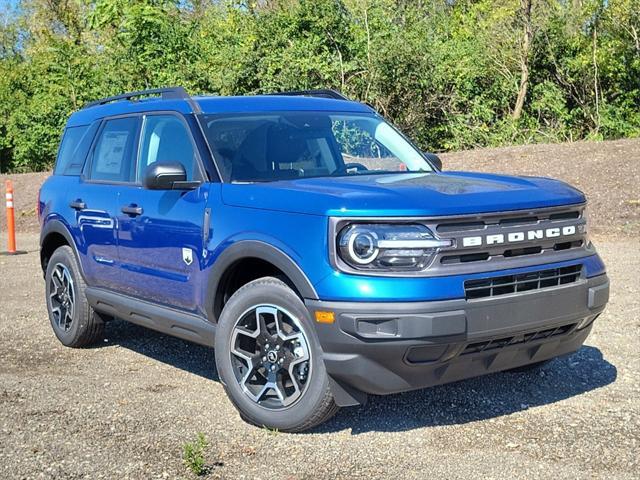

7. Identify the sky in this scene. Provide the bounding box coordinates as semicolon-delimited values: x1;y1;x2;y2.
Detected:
0;0;19;16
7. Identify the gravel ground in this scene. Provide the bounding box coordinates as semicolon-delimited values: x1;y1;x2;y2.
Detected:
0;234;638;479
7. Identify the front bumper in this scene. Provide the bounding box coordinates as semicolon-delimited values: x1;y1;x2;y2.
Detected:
306;274;609;403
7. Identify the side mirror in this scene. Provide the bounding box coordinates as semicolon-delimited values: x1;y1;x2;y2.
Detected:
143;162;199;190
423;152;443;171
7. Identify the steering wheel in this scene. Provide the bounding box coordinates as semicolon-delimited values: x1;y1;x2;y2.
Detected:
332;162;369;176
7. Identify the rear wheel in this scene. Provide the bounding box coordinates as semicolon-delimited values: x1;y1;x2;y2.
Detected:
215;277;338;432
45;246;105;347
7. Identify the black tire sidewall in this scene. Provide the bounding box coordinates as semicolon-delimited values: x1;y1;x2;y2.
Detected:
215;278;331;431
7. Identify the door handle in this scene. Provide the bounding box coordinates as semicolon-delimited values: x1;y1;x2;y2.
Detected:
121;204;143;216
69;200;86;210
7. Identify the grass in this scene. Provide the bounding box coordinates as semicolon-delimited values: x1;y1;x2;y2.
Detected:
262;425;280;436
182;432;209;476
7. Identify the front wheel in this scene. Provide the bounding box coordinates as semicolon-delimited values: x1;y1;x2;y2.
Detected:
214;277;338;432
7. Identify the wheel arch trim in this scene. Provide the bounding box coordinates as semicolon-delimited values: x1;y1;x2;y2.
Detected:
206;240;319;322
40;219;86;280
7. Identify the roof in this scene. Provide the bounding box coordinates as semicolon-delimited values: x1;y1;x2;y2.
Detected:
66;94;374;128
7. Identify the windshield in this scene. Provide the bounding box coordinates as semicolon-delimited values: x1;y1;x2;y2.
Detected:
203;112;433;182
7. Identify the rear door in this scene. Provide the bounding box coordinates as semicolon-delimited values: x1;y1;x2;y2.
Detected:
115;112;209;313
75;116;140;290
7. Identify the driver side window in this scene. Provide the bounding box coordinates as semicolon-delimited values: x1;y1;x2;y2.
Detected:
137;114;197;182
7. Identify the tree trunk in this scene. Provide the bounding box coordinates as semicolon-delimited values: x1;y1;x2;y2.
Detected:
513;0;533;120
592;24;600;132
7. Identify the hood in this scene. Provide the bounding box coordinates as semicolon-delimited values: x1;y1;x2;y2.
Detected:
221;171;585;217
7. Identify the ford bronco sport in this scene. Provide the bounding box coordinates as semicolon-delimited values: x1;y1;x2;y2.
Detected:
39;87;610;432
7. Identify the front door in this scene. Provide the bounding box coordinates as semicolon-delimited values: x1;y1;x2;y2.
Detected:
115;113;208;313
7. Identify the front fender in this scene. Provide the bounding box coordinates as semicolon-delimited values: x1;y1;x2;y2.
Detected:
204;239;319;322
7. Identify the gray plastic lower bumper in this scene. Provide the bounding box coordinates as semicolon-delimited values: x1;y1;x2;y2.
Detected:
306;274;609;405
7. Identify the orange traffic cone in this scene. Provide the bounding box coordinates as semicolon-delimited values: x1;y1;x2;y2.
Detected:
2;180;27;256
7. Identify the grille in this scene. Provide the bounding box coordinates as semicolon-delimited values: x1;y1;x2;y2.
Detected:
432;205;587;268
464;264;582;300
461;322;577;356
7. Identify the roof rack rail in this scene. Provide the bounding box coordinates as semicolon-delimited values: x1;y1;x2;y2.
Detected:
268;89;349;101
83;86;202;113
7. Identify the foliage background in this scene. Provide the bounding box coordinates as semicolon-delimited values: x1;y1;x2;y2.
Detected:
0;0;638;172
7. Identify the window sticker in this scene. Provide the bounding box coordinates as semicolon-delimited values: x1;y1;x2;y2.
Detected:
96;131;129;174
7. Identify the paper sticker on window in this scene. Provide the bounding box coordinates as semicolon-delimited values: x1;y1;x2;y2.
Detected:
96;132;129;174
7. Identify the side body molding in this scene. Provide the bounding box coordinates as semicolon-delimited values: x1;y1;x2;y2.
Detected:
85;287;215;347
205;240;319;322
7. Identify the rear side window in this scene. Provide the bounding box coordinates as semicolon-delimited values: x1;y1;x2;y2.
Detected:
89;117;139;183
54;125;89;175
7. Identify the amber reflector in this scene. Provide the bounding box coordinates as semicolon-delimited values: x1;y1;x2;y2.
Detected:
314;311;335;324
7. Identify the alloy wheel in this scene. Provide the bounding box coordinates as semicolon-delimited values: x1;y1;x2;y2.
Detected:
49;263;75;332
229;305;312;410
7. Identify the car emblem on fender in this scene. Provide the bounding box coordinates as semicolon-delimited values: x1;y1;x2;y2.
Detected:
182;247;193;266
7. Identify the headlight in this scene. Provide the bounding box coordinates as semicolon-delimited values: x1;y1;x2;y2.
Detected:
337;223;452;272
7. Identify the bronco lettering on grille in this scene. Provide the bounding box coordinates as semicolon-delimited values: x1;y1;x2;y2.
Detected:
461;225;578;248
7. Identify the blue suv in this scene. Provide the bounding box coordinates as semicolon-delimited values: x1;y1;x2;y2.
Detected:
39;87;610;432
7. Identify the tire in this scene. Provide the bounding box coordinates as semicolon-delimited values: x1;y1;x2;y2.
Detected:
215;277;338;432
506;359;552;373
45;245;105;347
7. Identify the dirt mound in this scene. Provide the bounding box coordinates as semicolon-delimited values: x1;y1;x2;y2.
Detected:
0;171;50;236
1;138;638;237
